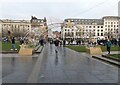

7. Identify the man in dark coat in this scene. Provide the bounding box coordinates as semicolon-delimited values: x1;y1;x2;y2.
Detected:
11;37;17;51
54;38;60;53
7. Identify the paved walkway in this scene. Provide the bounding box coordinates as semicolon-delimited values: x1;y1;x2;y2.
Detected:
37;44;119;83
2;44;119;83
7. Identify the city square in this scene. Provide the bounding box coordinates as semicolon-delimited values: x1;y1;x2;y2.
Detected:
0;0;120;85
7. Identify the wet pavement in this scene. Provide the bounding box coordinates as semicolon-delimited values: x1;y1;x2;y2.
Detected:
2;54;38;83
1;44;119;83
38;44;119;83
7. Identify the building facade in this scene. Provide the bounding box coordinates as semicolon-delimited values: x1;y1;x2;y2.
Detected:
0;19;31;37
0;20;2;37
61;16;120;40
30;16;48;39
103;16;119;39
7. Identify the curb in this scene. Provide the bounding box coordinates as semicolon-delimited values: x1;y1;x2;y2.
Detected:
92;56;120;68
102;55;120;62
27;45;46;83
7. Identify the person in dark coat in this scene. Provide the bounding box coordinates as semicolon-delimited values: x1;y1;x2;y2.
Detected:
39;38;44;46
54;38;60;53
106;39;112;54
11;37;17;51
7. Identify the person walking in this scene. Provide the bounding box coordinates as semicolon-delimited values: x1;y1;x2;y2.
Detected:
106;39;112;54
39;38;44;46
54;38;60;54
11;37;17;51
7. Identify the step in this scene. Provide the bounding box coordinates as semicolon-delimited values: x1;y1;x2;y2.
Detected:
35;46;43;53
102;55;120;62
92;56;120;67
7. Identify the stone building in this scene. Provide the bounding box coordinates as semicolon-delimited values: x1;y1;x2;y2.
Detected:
30;16;48;39
61;16;120;40
0;19;31;37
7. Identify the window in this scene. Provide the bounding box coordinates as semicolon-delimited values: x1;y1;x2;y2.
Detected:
86;26;88;28
93;26;95;28
111;29;113;31
108;25;110;27
111;22;113;24
65;29;66;31
101;26;103;28
101;30;103;32
111;25;113;27
72;29;74;31
101;33;103;36
105;22;107;24
97;33;99;36
117;25;118;27
97;30;99;31
98;26;99;28
105;25;107;27
93;29;95;31
89;26;91;28
114;25;116;27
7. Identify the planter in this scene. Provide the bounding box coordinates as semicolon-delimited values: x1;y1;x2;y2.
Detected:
18;44;33;56
86;47;102;55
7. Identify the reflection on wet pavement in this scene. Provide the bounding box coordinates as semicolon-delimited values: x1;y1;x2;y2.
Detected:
2;54;38;83
38;44;119;83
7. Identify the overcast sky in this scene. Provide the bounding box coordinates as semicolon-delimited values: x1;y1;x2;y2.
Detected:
0;0;119;21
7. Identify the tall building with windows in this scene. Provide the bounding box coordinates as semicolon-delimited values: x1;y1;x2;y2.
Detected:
103;16;119;39
0;19;31;37
118;1;120;38
0;20;2;37
62;16;120;40
30;16;48;38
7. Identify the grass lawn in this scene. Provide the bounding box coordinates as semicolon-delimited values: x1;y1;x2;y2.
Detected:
65;45;120;52
65;45;86;52
0;41;20;51
109;54;120;59
99;46;120;52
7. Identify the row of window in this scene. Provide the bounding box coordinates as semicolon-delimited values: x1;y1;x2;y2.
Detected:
64;32;104;36
105;25;118;27
105;28;118;31
64;29;104;32
2;28;30;32
2;24;30;28
105;22;119;24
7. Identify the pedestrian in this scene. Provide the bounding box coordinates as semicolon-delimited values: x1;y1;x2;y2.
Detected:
54;38;60;53
106;39;112;54
39;38;44;46
11;37;17;51
20;37;24;45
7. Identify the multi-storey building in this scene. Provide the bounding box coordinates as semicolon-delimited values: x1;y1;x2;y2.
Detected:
61;16;120;40
103;16;119;39
30;16;48;38
0;19;31;37
0;20;2;37
118;1;120;38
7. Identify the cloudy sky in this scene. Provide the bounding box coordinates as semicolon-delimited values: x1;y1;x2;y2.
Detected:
0;0;119;21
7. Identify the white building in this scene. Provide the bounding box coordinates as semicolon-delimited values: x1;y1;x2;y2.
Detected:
0;20;2;36
61;16;120;40
103;16;119;39
0;19;31;37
